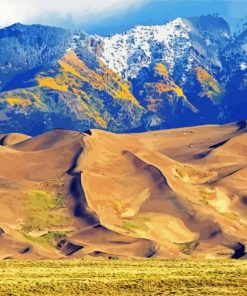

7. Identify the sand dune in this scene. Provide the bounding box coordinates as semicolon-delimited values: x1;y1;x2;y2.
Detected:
0;121;247;259
1;133;31;146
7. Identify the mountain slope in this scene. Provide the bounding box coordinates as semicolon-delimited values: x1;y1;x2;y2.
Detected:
87;16;230;80
0;16;247;135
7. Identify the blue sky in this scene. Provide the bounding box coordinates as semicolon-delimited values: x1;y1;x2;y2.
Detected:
0;0;246;35
86;0;247;35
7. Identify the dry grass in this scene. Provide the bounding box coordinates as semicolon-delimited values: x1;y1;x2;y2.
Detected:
0;260;247;295
22;190;69;232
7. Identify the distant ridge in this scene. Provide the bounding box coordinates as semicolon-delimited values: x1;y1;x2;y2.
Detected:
0;15;246;135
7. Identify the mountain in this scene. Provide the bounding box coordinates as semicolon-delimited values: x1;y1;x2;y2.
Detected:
0;16;247;135
1;121;247;259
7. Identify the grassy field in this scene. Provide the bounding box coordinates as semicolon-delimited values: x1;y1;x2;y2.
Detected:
0;259;247;295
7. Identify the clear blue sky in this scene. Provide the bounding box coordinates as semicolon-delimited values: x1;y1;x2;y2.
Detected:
0;0;246;35
85;0;247;36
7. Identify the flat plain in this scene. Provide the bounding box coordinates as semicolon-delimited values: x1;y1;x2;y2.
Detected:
0;260;247;296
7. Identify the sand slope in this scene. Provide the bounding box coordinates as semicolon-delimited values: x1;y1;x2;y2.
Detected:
0;122;247;259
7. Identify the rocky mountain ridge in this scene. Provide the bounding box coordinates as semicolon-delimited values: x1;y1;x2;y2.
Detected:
0;15;246;135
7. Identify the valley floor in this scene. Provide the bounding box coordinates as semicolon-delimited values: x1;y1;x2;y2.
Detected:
0;260;247;295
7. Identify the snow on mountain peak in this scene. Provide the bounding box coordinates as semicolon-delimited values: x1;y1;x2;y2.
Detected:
74;16;231;81
96;18;193;79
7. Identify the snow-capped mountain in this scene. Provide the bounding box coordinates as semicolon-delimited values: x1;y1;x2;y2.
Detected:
0;15;246;135
86;18;194;79
82;17;227;80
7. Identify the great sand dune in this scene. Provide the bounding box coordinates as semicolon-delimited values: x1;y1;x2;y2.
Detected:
0;121;247;259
